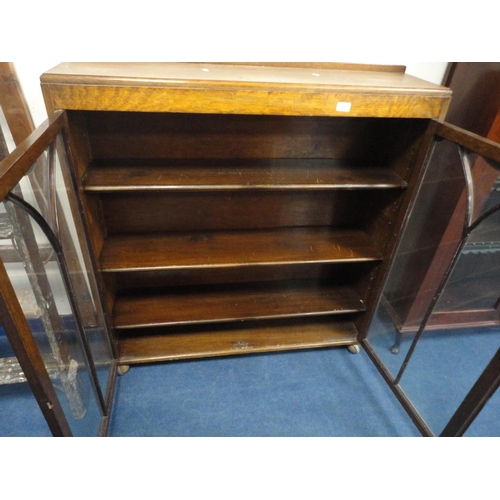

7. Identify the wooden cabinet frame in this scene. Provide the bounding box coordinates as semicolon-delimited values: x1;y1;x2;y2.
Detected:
2;62;499;436
37;63;453;369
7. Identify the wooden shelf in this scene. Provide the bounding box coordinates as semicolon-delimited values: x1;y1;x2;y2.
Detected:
100;228;382;273
113;281;366;329
83;159;406;192
118;317;359;363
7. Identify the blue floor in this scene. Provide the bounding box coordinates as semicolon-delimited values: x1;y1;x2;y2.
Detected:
368;306;500;436
108;347;420;437
0;383;52;437
3;325;498;437
0;334;52;437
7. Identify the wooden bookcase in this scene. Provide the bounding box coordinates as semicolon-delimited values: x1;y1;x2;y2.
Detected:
40;62;452;367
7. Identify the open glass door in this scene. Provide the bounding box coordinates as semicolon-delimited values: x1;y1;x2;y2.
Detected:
0;111;115;436
364;120;500;436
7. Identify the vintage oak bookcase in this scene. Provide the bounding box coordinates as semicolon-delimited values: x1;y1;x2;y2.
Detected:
38;62;452;367
4;62;500;436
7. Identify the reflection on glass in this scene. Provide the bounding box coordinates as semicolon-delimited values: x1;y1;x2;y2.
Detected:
54;140;113;395
0;136;113;435
26;140;113;395
366;137;500;436
367;139;467;376
399;209;500;435
1;197;102;436
394;146;500;435
0;205;53;436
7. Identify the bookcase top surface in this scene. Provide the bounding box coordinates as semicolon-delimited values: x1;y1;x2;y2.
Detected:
42;62;448;93
41;62;452;118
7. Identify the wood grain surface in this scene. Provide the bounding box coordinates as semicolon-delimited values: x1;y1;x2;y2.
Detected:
118;317;359;363
41;63;451;118
84;159;406;191
100;190;387;233
100;228;382;272
113;281;366;329
41;62;448;94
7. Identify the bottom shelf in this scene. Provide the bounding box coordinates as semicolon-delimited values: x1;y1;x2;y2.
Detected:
118;317;359;364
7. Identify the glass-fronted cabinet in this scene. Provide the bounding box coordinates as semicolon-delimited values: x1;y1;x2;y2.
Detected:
3;62;500;437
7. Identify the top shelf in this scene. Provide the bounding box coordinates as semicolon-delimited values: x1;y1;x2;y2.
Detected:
42;62;449;96
83;159;407;192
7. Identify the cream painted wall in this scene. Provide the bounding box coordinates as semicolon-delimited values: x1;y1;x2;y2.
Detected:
11;61;449;128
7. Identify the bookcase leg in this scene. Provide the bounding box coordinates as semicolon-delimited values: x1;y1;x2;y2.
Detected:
391;331;403;354
117;365;130;375
347;344;361;354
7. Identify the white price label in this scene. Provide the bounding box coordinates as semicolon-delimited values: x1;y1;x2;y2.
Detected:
336;102;352;112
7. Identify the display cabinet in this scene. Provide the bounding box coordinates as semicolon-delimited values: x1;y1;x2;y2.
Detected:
3;62;500;436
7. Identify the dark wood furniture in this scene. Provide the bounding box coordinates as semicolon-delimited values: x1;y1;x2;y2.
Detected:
38;62;452;368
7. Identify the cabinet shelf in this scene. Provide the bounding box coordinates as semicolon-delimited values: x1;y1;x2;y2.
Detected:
83;159;406;192
113;281;366;329
118;317;360;363
100;227;382;273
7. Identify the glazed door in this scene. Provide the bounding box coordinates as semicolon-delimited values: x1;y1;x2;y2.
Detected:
364;119;500;436
0;111;116;436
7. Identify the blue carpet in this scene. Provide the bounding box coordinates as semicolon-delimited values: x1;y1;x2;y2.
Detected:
0;335;52;437
465;383;500;436
3;319;499;437
0;383;52;437
397;326;500;436
108;347;420;437
0;326;104;437
367;305;500;436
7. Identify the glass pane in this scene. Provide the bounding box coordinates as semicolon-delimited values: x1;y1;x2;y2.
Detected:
398;154;500;435
366;139;467;376
0;133;114;436
1;193;52;436
1;196;102;436
26;140;113;397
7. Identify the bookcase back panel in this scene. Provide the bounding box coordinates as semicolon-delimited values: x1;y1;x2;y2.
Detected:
83;111;414;165
100;190;394;233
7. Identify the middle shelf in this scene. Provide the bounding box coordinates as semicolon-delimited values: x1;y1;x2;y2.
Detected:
113;280;367;329
100;227;383;272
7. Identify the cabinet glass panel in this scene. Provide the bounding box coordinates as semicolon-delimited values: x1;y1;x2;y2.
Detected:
1;196;101;436
399;211;500;435
397;149;500;436
0;137;113;435
366;139;466;377
366;135;500;436
24;138;113;397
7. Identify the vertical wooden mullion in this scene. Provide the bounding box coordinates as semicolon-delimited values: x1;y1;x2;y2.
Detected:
0;258;72;436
